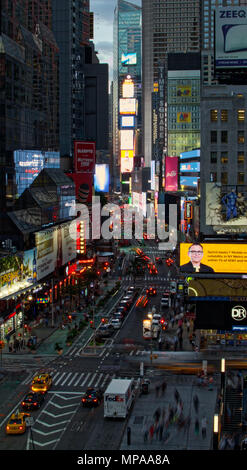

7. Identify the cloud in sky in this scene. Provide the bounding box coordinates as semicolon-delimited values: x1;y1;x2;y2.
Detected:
90;0;141;81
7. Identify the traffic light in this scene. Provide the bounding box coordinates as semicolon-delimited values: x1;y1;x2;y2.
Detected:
90;320;94;328
101;318;106;323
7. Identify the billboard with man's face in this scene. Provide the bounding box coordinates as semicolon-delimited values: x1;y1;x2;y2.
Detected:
180;243;247;274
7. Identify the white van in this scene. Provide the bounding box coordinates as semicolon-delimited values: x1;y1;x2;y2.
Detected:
104;379;135;418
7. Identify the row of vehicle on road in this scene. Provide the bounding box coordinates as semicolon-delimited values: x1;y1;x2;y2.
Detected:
95;286;136;340
5;373;53;435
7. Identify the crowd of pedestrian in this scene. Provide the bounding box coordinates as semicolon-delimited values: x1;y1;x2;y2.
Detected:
142;383;209;446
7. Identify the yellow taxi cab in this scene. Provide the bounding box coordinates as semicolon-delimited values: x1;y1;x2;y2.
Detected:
5;412;30;435
31;373;52;393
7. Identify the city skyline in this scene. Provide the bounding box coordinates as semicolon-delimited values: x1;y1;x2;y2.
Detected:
91;0;141;81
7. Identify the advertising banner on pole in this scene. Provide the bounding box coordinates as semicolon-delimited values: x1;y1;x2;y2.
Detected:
165;156;178;191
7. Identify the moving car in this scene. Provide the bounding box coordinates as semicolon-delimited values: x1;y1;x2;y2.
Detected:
149;264;158;274
166;257;174;267
113;312;124;321
110;318;122;329
81;388;103;407
31;373;52;393
5;412;30;435
161;292;171;308
155;257;162;265
146;287;157;296
97;323;115;338
21;392;45;410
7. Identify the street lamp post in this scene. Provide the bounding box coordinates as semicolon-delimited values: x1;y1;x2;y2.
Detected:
213;414;219;450
221;358;225;394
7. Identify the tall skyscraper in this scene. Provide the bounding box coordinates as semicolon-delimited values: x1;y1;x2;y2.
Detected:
142;0;201;167
52;0;91;158
0;0;59;210
113;0;142;187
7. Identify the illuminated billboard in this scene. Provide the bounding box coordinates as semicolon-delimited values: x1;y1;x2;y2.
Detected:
165;156;178;191
122;78;134;98
121;150;134;173
14;150;60;197
94;164;110;193
74;141;96;173
215;7;247;69
176;86;191;97
177;112;191;123
121;53;137;66
180;162;200;172
119;98;137;115
205;183;247;232
120;129;134;150
180;176;199;188
121;116;135;128
180;242;247;274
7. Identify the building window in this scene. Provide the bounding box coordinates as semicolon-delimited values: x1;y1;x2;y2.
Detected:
221;172;228;184
210;109;218;121
238;172;245;184
238;109;245;121
211;130;217;143
238;152;244;165
210;151;217;163
210;172;217;182
221;131;228;144
238;130;245;144
221;152;228;164
221;110;228;122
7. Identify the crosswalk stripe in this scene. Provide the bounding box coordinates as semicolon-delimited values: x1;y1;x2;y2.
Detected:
67;372;79;386
80;372;90;387
87;373;97;388
60;372;73;386
94;373;103;388
73;372;85;387
53;372;66;385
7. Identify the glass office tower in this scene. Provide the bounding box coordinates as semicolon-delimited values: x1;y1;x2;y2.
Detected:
113;0;142;186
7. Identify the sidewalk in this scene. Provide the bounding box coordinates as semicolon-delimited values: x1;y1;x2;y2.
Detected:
120;375;218;450
1;278;119;358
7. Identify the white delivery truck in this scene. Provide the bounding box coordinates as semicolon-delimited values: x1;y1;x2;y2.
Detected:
104;378;135;419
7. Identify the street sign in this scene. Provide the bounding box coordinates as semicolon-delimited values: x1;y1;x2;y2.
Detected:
25;417;34;427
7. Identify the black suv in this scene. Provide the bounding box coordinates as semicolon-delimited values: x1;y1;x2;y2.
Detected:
21;392;45;410
81;388;103;407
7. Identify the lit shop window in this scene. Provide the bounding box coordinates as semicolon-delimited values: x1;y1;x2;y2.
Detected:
210;109;218;121
238;109;245;122
221;110;228;122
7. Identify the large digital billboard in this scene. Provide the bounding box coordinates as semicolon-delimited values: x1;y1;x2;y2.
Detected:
180;162;200;172
67;173;93;204
14;150;60;197
120;150;134;173
180;176;199;188
122;78;134;98
120;129;134;150
120;116;135;128
121;53;137;66
94;164;110;193
215;7;247;69
180;242;247;274
165;156;178;191
205;182;247;232
74;141;96;173
119;98;137;115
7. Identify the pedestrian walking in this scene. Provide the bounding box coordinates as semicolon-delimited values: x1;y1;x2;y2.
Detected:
194;418;199;436
174;388;180;404
186;320;190;333
161;380;167;395
193;394;199;413
159;421;164;441
153;407;161;424
155;384;160;398
143;426;149;444
201;416;207;439
149;424;154;443
178;334;183;350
